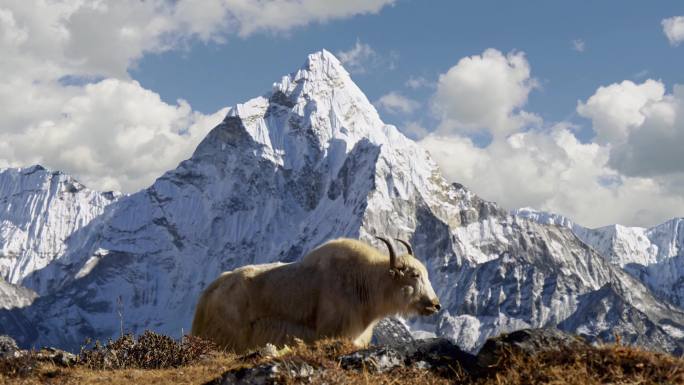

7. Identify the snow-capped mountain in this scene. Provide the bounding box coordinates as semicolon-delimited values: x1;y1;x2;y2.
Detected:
1;51;684;354
0;165;120;289
516;208;684;310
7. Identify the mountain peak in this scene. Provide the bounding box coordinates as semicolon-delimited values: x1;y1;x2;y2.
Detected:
300;49;349;79
212;49;404;169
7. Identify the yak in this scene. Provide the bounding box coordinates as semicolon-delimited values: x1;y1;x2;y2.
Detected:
191;237;441;353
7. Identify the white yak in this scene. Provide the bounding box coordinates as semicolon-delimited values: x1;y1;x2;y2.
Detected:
191;237;441;353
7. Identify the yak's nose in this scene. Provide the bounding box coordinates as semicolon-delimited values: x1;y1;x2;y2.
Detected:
430;298;441;311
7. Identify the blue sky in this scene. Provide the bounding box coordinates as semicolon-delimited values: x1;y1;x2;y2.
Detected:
1;0;684;227
132;0;683;141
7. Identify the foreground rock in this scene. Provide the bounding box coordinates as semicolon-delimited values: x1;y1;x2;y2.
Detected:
371;317;416;346
476;328;589;368
1;334;76;366
210;328;584;384
0;335;19;357
340;337;476;374
212;361;317;385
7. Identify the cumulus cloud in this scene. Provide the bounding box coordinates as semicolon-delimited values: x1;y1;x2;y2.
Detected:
577;80;665;144
0;0;395;192
375;92;420;114
421;126;684;227
662;16;684;46
209;0;395;37
431;49;540;138
579;81;684;179
0;79;228;192
419;49;684;227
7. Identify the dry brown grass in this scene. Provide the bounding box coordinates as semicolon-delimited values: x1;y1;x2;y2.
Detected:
1;335;683;385
0;353;239;385
476;343;684;385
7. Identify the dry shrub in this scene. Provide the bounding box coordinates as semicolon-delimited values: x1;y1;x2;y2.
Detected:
0;352;38;378
78;330;216;370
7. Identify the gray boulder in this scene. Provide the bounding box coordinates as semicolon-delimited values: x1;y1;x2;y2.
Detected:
0;335;19;357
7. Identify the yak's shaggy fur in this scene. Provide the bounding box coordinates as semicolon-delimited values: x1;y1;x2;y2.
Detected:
191;238;440;353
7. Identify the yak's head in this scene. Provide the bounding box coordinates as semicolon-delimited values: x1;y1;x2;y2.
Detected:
376;237;441;316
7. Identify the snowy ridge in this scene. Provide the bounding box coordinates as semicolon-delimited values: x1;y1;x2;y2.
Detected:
0;51;684;354
0;165;120;289
515;208;684;307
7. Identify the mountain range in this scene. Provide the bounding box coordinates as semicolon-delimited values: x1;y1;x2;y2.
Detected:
1;50;683;354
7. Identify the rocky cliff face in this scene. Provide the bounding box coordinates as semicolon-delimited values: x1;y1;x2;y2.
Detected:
516;208;684;312
1;51;683;354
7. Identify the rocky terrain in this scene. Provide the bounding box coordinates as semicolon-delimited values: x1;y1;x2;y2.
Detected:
1;329;683;385
0;50;683;356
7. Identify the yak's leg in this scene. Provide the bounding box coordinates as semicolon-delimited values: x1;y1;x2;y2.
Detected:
250;318;317;350
352;320;377;348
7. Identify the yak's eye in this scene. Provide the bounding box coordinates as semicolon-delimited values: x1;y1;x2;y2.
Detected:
410;272;420;278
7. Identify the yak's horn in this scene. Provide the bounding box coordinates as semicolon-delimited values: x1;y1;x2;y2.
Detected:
394;239;413;256
375;236;397;269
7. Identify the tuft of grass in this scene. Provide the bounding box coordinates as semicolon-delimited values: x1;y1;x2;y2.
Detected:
78;331;216;370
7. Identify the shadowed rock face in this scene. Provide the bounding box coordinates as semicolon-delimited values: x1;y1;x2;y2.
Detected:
1;51;684;354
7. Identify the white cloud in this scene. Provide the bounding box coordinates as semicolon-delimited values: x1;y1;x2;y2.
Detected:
405;76;432;89
579;81;684;179
0;0;395;192
421;126;684;227
211;0;395;37
336;39;378;74
662;16;684;46
419;49;684;227
431;49;540;139
577;79;665;144
0;79;228;192
375;92;420;114
572;39;585;52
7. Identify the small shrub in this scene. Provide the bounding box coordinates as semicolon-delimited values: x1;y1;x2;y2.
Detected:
78;330;216;370
0;352;39;378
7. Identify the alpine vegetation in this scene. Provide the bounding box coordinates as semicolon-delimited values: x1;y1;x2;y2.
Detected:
191;237;440;353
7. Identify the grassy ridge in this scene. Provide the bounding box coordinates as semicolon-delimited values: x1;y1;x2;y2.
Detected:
1;331;683;385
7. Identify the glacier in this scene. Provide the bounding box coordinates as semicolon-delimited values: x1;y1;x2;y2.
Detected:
0;50;683;354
